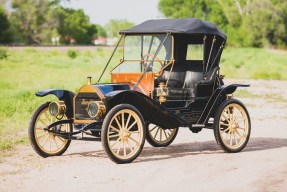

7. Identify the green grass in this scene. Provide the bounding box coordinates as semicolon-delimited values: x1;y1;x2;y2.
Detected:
221;48;287;80
0;47;121;150
0;47;287;151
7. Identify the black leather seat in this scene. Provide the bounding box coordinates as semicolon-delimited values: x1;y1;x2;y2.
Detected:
155;61;220;107
196;66;219;97
183;62;203;98
155;62;204;102
155;63;186;88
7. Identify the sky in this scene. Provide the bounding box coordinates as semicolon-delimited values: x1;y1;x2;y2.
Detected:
62;0;164;26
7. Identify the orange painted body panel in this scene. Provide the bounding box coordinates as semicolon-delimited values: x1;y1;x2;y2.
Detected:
111;73;154;97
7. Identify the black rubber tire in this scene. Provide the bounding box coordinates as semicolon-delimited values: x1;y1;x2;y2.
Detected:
28;102;72;158
101;104;146;164
214;99;251;153
146;126;178;147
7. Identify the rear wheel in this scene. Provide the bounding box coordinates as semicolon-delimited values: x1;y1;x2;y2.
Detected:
146;124;178;147
101;104;145;164
28;102;71;157
214;99;251;153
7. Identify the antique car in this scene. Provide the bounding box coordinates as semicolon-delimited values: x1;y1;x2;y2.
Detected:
28;18;251;164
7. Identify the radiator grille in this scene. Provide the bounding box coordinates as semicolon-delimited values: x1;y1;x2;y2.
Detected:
75;93;100;120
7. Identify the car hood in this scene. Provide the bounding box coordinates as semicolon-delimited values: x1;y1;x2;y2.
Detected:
94;83;130;96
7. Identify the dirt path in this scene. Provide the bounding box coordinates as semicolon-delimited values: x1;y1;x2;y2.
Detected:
1;79;287;192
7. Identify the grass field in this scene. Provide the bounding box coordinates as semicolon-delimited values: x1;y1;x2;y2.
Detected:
0;47;121;150
221;48;287;80
0;47;286;150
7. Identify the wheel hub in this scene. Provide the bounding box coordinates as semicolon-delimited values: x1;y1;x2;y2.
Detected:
120;129;131;140
230;121;239;131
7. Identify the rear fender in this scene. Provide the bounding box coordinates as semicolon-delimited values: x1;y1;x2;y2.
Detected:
197;84;249;125
106;90;187;129
35;89;75;118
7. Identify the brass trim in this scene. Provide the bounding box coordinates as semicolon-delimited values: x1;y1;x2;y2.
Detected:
74;119;97;124
171;34;174;62
49;101;66;117
73;83;106;124
111;34;174;77
110;59;125;75
87;101;106;118
165;60;175;88
87;76;92;85
156;82;169;103
122;35;125;61
141;53;164;77
110;59;173;77
123;59;172;62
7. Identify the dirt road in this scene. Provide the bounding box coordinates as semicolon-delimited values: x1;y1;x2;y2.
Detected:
1;79;287;192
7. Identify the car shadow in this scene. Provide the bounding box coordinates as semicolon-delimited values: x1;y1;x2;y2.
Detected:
65;137;287;163
136;137;287;163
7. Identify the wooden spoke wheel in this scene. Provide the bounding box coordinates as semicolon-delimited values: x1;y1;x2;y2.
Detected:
214;99;251;153
146;124;178;147
101;104;145;164
28;102;71;157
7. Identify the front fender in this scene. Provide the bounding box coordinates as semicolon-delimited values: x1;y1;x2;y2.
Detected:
197;84;249;125
35;89;75;118
106;90;187;128
221;84;250;94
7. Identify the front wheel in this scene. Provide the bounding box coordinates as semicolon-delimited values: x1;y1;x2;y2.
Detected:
146;124;178;147
214;99;251;153
101;104;145;164
28;102;72;157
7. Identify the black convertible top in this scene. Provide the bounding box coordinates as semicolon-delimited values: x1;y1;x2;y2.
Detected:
120;18;226;40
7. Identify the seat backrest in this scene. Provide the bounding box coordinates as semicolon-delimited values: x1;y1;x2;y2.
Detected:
183;62;203;88
183;62;204;97
196;67;219;97
156;63;187;88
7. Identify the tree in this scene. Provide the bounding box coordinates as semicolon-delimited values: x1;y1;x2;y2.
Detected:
9;0;59;44
241;0;286;47
0;6;11;43
158;0;287;48
158;0;228;30
105;19;134;37
95;24;107;38
1;0;106;45
57;8;103;44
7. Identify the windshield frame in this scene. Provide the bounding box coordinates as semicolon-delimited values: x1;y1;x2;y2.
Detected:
110;34;174;74
123;34;174;62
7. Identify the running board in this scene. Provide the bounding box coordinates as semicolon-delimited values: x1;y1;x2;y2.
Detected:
62;135;101;141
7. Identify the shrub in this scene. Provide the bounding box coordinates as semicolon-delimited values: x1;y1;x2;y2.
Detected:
0;48;8;60
67;49;78;59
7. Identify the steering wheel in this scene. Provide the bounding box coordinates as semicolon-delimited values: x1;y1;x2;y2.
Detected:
142;53;164;77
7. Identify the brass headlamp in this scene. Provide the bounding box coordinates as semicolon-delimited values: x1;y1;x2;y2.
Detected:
49;101;66;118
87;101;106;118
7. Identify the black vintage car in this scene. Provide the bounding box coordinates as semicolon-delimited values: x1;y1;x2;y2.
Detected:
29;18;251;164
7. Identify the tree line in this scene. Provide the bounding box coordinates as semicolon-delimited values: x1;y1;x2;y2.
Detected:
1;0;286;47
0;0;133;45
159;0;287;48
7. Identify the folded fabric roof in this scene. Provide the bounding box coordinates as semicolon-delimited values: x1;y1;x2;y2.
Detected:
120;18;227;40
